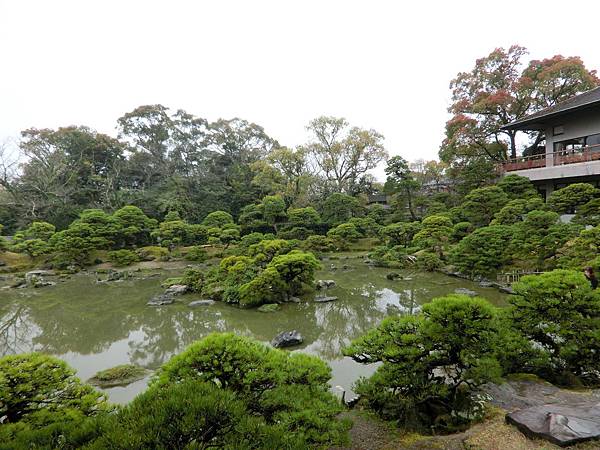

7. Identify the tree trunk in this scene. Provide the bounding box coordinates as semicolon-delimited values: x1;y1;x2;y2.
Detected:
509;132;517;160
405;188;417;221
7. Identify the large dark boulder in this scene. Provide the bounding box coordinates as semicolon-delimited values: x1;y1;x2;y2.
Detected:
271;330;303;348
506;403;600;447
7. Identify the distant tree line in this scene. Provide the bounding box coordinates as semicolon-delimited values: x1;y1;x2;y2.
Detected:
0;110;387;233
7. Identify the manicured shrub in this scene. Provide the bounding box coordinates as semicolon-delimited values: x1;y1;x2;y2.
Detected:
449;225;514;277
344;295;502;432
107;249;140;267
151;219;191;247
558;225;600;269
412;215;453;258
247;238;298;265
202;210;234;228
50;222;112;265
181;268;205;292
496;174;539;200
547;183;600;214
573;198;600;226
112;206;157;247
13;221;56;242
287;206;321;227
491;197;545;225
509;270;600;385
12;222;56;257
208;248;319;307
12;238;51;258
415;252;442;271
451;221;473;242
184;245;208;262
327;222;361;242
302;234;336;253
278;226;312;240
461;186;509;227
152;333;348;447
508;210;581;271
348;217;381;237
91;380;300;449
0;353;107;425
380;222;421;248
238;232;273;249
265;250;320;297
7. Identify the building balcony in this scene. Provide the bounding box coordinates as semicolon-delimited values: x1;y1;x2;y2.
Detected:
500;144;600;181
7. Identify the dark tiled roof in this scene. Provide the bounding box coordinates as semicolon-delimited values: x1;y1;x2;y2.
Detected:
503;86;600;130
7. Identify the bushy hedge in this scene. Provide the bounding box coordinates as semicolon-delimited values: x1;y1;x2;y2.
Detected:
510;270;600;385
107;249;140;266
345;270;600;432
0;334;349;449
345;295;502;432
192;239;320;307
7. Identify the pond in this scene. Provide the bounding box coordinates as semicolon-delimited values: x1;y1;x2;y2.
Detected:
0;254;507;403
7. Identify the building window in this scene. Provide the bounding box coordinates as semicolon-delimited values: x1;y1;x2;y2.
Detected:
585;133;600;148
554;137;585;153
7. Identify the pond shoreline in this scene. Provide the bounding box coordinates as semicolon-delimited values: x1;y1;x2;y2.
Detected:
0;254;508;406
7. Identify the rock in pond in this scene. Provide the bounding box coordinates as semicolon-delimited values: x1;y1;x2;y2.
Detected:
454;288;477;297
258;303;280;313
271;330;303;348
498;285;515;294
164;284;188;296
189;299;215;307
25;270;55;281
88;364;149;388
315;279;336;290
147;293;175;306
386;272;402;280
314;295;338;303
287;296;301;303
9;278;26;289
32;279;56;288
506;403;600;447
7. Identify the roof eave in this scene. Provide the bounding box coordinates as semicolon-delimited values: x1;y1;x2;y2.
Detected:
502;102;600;131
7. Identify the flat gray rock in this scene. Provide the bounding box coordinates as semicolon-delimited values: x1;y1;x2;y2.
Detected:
454;288;477;297
25;270;55;280
271;330;303;348
314;295;338;303
164;284;188;296
506;403;600;447
257;303;280;312
189;299;215;307
147;293;174;306
499;285;515;294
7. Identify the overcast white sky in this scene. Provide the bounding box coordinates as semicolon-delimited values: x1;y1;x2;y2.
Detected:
1;0;600;175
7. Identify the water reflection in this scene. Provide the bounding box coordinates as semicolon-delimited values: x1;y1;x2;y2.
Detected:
0;261;507;402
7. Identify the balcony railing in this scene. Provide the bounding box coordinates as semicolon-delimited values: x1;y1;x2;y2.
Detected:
502;144;600;172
